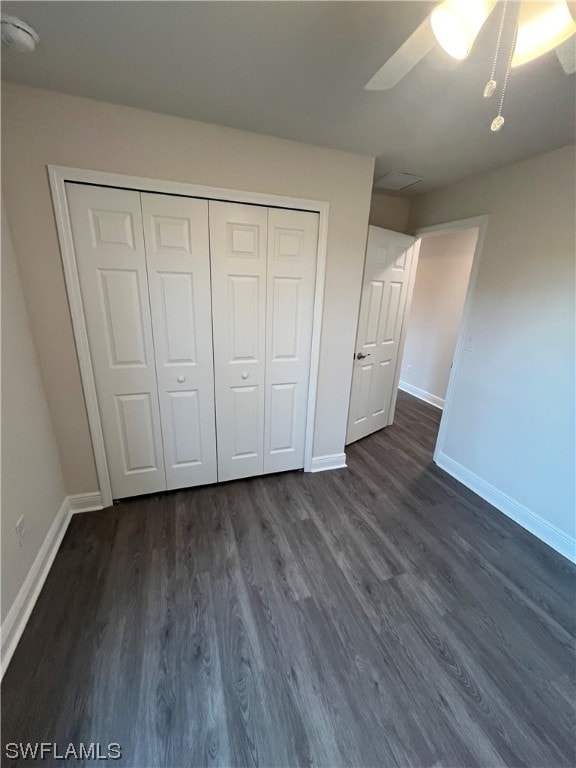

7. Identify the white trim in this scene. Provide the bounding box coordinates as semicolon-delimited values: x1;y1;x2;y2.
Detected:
399;380;444;409
412;216;487;238
309;453;347;472
0;491;107;678
68;491;104;514
48;165;329;500
436;452;576;564
1;496;72;678
304;208;329;472
49;170;114;507
412;216;489;465
49;165;331;213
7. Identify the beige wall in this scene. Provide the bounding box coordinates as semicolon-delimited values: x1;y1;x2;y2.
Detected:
369;193;410;232
409;144;576;542
400;228;477;404
1;202;67;621
1;83;375;494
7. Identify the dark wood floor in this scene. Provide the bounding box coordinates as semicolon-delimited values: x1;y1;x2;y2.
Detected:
3;392;575;767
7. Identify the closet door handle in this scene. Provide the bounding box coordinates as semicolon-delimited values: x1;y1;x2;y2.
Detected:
241;372;249;380
177;376;186;383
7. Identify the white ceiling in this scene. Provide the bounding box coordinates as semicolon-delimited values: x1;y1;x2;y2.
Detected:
2;1;575;195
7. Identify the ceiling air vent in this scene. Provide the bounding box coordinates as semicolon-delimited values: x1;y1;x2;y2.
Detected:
374;172;423;191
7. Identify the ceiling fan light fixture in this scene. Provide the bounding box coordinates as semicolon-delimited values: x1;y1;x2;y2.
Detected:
512;1;576;67
1;14;39;52
431;0;497;60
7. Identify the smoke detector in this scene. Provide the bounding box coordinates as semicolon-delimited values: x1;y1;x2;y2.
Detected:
1;15;39;52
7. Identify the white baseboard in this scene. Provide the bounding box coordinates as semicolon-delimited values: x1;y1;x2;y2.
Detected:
399;380;444;410
309;453;347;473
68;491;104;513
1;491;104;678
435;452;576;564
1;496;72;677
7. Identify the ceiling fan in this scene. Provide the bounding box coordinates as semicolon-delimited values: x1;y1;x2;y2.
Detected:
365;0;576;91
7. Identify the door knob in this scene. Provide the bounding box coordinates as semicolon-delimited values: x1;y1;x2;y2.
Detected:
177;375;186;383
241;372;249;380
355;352;370;360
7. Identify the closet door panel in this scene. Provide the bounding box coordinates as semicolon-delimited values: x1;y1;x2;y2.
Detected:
265;209;318;473
66;183;166;498
209;201;267;481
141;193;217;489
168;391;202;465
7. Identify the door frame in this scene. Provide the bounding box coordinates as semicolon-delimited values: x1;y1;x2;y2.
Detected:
411;215;489;465
48;164;329;508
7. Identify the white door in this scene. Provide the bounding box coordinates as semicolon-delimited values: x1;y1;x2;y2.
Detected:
347;225;416;444
66;183;166;498
68;187;320;494
141;193;217;490
209;202;318;481
265;208;318;473
209;201;268;481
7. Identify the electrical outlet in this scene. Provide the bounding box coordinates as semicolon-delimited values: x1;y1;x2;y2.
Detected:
406;364;412;376
15;515;27;548
464;335;474;352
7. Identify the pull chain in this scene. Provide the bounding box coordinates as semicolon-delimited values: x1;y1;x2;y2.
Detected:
491;5;519;132
484;0;508;98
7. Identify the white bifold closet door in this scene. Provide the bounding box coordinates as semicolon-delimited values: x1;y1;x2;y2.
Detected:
209;202;318;482
209;202;268;481
140;192;217;489
67;184;318;498
66;183;217;498
265;208;318;474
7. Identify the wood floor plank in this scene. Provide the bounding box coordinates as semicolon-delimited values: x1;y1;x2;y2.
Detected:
2;390;574;767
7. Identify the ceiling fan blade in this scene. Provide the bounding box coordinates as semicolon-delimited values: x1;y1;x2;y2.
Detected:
556;35;576;74
365;18;435;91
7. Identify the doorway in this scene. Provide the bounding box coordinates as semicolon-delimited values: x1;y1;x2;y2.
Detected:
399;227;478;409
346;216;487;461
405;216;488;463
